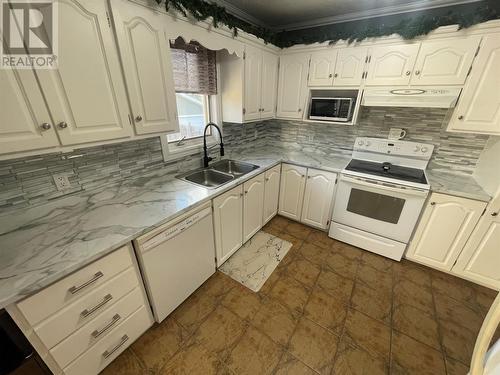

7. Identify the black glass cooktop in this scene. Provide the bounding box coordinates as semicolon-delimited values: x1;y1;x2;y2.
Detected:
345;159;428;185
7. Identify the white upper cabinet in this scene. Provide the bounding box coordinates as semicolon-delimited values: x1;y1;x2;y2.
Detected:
263;165;281;225
260;51;279;119
410;37;481;85
278;164;307;220
112;0;179;135
243;174;265;242
35;0;132;145
308;51;337;86
333;47;369;86
365;44;420;86
453;198;500;290
243;44;263;121
277;53;310;119
447;34;500;135
301;169;337;229
405;193;486;272
0;68;59;154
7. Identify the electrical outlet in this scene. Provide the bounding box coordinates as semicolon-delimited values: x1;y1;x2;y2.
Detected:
53;174;71;191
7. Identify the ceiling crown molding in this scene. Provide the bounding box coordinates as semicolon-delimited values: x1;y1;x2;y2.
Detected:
210;0;269;28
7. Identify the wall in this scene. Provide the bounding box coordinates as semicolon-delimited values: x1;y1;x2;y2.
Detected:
262;106;490;173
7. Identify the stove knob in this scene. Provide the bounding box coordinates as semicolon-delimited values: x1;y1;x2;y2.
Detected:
358;140;364;146
414;146;420;152
421;146;428;153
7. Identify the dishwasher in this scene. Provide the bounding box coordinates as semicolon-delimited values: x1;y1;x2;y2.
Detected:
134;202;216;323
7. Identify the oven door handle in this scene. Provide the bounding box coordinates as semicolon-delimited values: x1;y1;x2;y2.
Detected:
340;175;429;197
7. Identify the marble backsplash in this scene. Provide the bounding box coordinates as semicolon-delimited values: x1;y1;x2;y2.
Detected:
0;107;490;209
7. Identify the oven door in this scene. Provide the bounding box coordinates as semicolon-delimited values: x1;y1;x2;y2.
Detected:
332;174;429;243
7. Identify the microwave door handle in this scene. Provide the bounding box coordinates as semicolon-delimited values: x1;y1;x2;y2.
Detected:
340;175;428;197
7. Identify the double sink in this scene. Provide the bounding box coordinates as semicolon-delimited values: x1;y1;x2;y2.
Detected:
177;159;260;188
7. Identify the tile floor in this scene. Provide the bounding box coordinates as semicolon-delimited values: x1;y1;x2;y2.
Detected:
103;216;499;375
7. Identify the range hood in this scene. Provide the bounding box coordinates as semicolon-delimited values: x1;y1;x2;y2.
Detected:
362;87;462;108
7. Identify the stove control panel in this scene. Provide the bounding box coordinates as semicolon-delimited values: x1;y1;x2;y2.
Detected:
353;137;434;160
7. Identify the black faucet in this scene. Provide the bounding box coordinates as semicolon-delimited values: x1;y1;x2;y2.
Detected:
203;122;224;168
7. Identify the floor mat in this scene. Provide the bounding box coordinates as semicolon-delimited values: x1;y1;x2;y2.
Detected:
219;230;292;292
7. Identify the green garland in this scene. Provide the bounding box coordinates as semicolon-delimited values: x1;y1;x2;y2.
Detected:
158;0;499;48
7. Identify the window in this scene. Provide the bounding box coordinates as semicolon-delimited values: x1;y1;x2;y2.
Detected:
167;38;218;146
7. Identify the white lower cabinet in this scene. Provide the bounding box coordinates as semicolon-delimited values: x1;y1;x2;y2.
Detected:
453;200;500;289
243;174;265;242
405;193;486;271
263;165;281;225
279;164;307;220
301;168;337;229
213;185;244;266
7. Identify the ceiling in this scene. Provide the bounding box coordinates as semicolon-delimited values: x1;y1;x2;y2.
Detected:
213;0;483;30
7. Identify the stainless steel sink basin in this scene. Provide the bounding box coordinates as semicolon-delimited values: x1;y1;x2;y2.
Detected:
210;159;259;176
181;169;234;188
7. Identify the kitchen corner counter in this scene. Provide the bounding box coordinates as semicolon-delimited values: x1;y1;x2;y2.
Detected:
426;170;491;202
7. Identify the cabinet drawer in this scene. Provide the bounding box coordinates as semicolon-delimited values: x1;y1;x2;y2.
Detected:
50;287;145;369
18;245;133;325
34;267;139;350
63;305;152;375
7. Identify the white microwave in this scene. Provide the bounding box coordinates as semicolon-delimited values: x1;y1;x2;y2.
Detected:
309;97;354;122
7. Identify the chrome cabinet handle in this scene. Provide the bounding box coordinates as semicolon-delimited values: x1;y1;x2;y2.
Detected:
244;191;248;194
81;294;113;318
265;177;270;181
102;335;129;359
58;121;68;129
135;115;143;122
68;271;104;294
301;175;305;178
298;108;302;112
92;314;121;339
334;73;338;78
307;176;311;179
405;71;411;76
40;123;51;130
458;115;464;120
492;212;498;217
239;193;243;197
430;202;436;206
415;70;421;75
328;73;333;78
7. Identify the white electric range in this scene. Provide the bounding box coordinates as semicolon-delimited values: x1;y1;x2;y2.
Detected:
329;137;434;261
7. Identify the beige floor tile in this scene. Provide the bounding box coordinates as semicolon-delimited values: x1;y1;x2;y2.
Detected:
305;229;334;250
100;349;144;375
392;303;440;350
258;268;283;296
160;339;222;375
304;286;348;335
393;278;434;315
331;241;364;260
191;305;247;361
316;269;354;303
445;356;469;375
439;319;477;365
391;331;446;375
225;326;283;375
285;257;321;288
431;272;477;306
198;271;237;299
343;309;391;360
332;338;388;375
356;263;393;293
285;221;313;239
288;318;339;375
131;317;189;372
274;352;318;375
360;251;393;272
434;292;485;334
221;284;262;321
324;251;359;279
393;260;432;288
278;231;305;250
298;242;330;266
269;274;311;313
171;289;219;333
351;282;392;324
251;297;300;346
268;215;291;231
262;225;283;237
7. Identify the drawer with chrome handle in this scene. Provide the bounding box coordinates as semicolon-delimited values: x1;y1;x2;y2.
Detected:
50;287;146;369
34;267;139;350
63;305;153;375
18;245;133;325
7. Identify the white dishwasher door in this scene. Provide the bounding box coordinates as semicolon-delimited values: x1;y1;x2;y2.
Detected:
136;205;216;323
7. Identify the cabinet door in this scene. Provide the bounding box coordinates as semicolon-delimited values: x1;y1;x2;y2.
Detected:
278;164;307;221
112;0;179;135
276;54;310;119
260;51;279;120
453;199;500;289
308;51;337;86
33;0;132;145
411;37;481;86
301;169;337;229
244;45;263;122
243;174;265;242
447;34;500;135
405;193;486;271
0;68;59;154
213;185;243;266
263;165;281;225
334;47;368;86
365;44;420;86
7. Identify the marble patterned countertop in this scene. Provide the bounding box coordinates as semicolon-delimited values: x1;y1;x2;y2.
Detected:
0;146;490;309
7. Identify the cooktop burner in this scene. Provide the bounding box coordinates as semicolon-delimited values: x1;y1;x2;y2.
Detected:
345;159;428;185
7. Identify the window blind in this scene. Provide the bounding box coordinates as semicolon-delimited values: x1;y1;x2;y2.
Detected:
170;38;217;95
